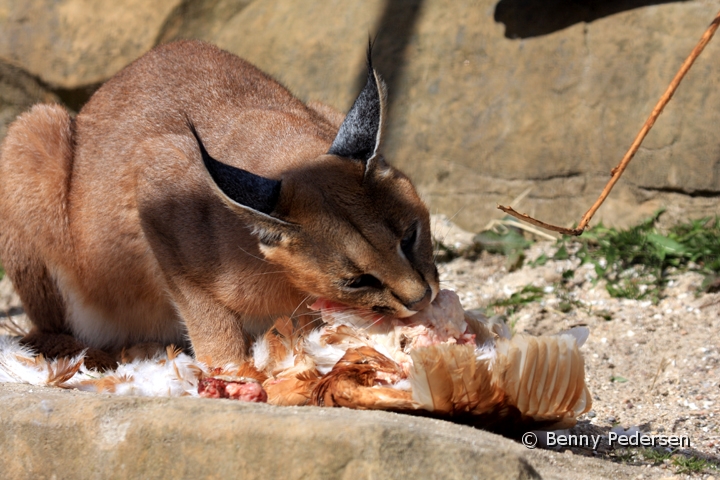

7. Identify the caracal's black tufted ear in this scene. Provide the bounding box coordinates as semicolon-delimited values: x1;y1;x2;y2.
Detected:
188;122;292;216
328;43;387;164
188;123;296;246
188;122;281;216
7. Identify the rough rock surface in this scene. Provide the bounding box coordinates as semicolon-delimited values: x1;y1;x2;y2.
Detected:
207;0;720;231
0;61;61;141
0;382;676;480
211;0;385;113
155;0;256;45
1;1;719;231
0;0;183;88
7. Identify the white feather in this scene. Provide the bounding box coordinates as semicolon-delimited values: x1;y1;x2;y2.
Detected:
303;328;348;374
475;340;497;363
252;336;271;371
390;378;412;391
558;326;590;347
277;351;296;371
0;336;50;385
69;351;203;397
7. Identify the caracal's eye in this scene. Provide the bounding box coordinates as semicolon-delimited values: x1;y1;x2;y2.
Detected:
400;222;418;258
346;274;383;289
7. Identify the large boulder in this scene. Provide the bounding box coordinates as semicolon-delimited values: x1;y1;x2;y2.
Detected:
2;0;719;230
210;0;720;231
0;383;662;479
212;1;385;112
156;0;256;45
0;0;184;89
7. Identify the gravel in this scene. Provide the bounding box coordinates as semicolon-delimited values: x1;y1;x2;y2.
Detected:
439;239;720;475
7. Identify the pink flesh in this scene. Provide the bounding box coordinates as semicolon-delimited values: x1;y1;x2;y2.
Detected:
198;377;268;402
311;290;474;346
225;382;268;402
309;298;346;312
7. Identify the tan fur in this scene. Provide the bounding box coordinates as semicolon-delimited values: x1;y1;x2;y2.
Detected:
0;40;438;367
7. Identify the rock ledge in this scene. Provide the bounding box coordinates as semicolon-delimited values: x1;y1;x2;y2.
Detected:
0;383;659;479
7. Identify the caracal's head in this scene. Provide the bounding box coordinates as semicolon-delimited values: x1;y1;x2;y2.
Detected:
190;51;438;318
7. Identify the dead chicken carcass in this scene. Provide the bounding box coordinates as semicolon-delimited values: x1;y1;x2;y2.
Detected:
256;289;591;432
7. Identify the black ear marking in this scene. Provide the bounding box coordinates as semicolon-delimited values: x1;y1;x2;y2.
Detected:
188;123;281;215
328;41;386;162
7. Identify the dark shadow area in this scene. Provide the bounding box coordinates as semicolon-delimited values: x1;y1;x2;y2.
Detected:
0;59;99;115
52;83;101;113
0;306;24;319
494;0;689;39
355;0;424;115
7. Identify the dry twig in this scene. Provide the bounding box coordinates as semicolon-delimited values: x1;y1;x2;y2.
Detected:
498;10;720;236
0;312;28;336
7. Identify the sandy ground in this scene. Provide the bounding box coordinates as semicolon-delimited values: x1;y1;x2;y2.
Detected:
439;239;720;477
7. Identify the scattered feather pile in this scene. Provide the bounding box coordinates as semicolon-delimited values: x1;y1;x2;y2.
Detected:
0;336;205;396
259;290;591;431
0;290;591;432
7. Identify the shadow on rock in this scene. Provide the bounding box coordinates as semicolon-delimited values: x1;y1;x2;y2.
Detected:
494;0;690;39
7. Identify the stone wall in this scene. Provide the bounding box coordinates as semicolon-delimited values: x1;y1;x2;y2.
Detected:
1;0;718;231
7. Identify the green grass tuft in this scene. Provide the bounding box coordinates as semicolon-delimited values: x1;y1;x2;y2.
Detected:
487;285;545;316
671;454;713;474
468;212;720;315
639;448;672;464
556;211;720;302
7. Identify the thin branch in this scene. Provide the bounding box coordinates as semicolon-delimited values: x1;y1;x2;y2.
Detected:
492;218;558;241
497;205;582;236
498;10;720;236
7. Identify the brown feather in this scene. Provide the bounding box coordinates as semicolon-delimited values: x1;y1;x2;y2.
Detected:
312;347;407;408
46;356;84;386
264;373;319;406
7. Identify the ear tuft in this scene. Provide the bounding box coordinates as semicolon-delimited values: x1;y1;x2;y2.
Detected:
328;41;387;162
253;225;284;247
188;122;281;215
